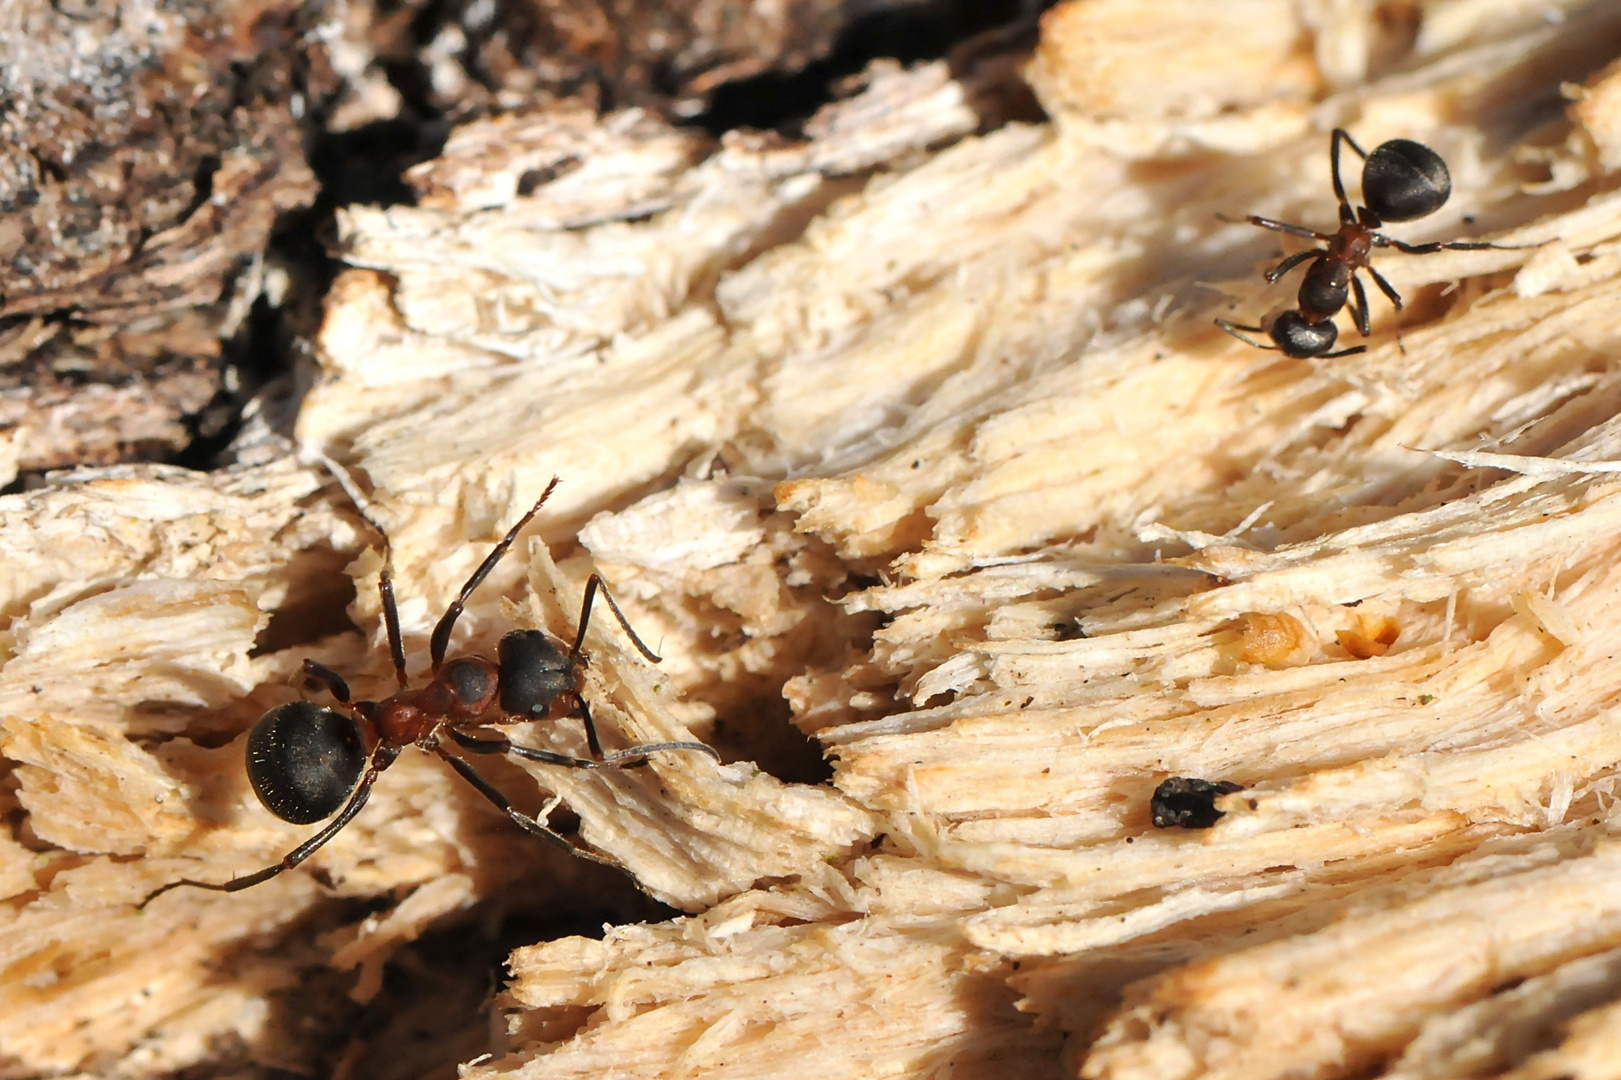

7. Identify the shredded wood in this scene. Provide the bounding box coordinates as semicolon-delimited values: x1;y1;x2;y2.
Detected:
7;2;1621;1079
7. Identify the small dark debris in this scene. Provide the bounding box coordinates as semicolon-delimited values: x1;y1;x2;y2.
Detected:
1151;776;1244;829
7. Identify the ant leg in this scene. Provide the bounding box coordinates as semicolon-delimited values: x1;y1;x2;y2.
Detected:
1364;263;1404;309
138;747;398;909
1219;213;1333;242
571;689;718;765
379;568;408;687
428;476;563;671
573;690;605;759
432;746;625;870
566;577;714;761
1214;319;1279;351
300;660;352;705
1361;267;1410;354
449;726;600;769
1348;274;1372;338
315;454;407;686
571;574;661;662
600;741;722;767
1383;237;1515;255
454;724;719;771
1330;129;1370;223
1263;248;1322;284
1317;344;1369;359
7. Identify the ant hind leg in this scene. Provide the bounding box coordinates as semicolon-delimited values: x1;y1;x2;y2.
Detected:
138;757;389;909
300;660;352;705
1348;274;1372;338
1215;319;1279;351
1264;248;1322;284
1317;344;1370;359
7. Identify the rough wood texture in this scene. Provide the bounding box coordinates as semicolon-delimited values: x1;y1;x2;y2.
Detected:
329;0;853;122
0;0;321;476
6;1;1621;1078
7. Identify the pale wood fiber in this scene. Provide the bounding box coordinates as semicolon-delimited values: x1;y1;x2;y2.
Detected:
6;2;1621;1079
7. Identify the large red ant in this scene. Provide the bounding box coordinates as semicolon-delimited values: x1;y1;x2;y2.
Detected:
139;477;718;907
1216;128;1518;359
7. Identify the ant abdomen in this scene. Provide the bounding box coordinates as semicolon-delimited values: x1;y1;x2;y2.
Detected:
247;703;367;825
498;629;575;718
1296;259;1352;323
1361;138;1451;223
1268;310;1343;359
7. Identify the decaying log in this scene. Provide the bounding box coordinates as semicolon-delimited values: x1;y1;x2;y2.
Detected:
0;0;324;477
7;1;1621;1078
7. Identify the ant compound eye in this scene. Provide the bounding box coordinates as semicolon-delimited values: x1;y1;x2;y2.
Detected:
1269;310;1339;358
497;629;574;717
247;703;366;824
1362;138;1451;223
442;657;497;710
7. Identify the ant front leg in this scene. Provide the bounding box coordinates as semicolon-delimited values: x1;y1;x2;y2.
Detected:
1330;128;1370;217
572;574;661;663
572;689;607;759
573;691;722;766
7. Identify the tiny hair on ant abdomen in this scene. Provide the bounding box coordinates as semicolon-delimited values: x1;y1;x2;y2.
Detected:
139;476;719;907
1216;128;1521;359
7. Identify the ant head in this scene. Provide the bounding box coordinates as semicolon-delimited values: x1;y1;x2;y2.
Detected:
1362;138;1451;223
1267;310;1340;358
497;629;575;718
247;702;366;824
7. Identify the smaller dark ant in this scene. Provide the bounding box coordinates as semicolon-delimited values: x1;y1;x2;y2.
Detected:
1216;128;1519;359
139;476;718;908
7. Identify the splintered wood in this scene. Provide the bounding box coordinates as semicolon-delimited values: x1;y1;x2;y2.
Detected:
8;1;1621;1078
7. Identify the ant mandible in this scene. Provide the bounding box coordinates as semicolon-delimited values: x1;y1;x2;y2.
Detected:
139;476;719;907
1216;128;1516;359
